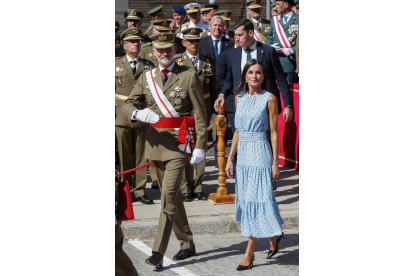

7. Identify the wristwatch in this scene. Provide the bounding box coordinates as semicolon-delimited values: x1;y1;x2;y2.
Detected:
285;105;293;109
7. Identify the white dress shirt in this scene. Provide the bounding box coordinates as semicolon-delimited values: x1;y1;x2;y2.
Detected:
241;40;258;71
282;10;294;23
126;54;139;72
186;51;200;70
211;35;222;56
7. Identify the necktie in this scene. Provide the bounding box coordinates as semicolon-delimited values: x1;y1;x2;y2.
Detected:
161;69;170;86
213;39;219;60
255;21;260;28
245;48;251;62
283;15;288;25
191;56;198;71
130;59;137;74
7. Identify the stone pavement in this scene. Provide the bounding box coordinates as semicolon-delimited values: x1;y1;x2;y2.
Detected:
124;228;299;276
121;143;299;239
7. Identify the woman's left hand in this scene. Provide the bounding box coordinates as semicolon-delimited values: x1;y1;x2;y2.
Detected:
271;163;280;182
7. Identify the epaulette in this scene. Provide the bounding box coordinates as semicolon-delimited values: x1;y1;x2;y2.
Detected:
174;53;182;58
181;22;190;27
202;53;214;59
115;56;121;59
143;42;152;47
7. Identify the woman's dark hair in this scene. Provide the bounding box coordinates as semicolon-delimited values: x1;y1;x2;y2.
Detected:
234;59;268;96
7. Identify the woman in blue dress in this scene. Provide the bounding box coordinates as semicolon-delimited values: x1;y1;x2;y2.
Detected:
225;59;285;271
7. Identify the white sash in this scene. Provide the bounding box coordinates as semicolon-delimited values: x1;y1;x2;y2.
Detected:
145;69;191;153
253;29;264;43
273;15;296;62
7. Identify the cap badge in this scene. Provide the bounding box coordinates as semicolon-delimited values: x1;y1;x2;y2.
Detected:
224;12;230;17
162;21;169;27
190;29;197;35
131;10;136;16
132;29;138;34
253;0;258;5
159;35;167;41
189;4;194;9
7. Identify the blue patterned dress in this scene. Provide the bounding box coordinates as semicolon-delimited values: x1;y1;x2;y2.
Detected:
234;90;284;238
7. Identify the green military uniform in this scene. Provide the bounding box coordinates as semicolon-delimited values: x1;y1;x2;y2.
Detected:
122;33;207;256
115;28;157;199
266;9;299;83
174;28;217;197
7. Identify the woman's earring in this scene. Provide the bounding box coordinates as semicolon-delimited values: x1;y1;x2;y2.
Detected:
245;79;248;83
262;79;264;83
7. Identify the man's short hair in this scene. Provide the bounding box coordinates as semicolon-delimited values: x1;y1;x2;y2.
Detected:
234;19;254;33
210;15;225;25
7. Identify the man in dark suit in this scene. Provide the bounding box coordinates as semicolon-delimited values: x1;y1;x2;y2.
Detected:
199;16;234;61
214;19;293;135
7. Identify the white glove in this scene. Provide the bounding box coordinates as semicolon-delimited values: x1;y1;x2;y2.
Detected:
282;47;294;56
133;108;160;123
190;148;205;165
271;43;281;52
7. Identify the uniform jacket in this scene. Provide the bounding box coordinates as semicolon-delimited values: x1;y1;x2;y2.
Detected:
115;56;155;127
250;18;271;41
266;13;299;73
174;51;218;106
220;42;292;113
122;64;207;161
199;35;235;61
181;20;210;31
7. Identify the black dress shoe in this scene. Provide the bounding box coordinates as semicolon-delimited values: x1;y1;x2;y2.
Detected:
173;244;196;261
145;252;163;268
151;180;159;189
182;193;194;202
135;195;154;204
237;256;254;271
194;192;208;200
266;232;285;259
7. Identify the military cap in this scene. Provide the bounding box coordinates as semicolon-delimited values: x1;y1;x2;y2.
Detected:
172;5;186;14
246;0;262;9
150;33;176;49
115;21;120;30
148;5;165;17
271;2;276;8
216;10;232;21
151;19;172;31
182;28;203;40
120;28;143;41
200;4;219;13
124;9;143;21
184;3;202;14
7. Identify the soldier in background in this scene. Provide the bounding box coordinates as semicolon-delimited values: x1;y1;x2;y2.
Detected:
124;9;144;29
216;10;234;40
271;2;278;16
172;5;188;33
246;0;271;43
292;0;299;14
140;19;184;65
115;28;157;204
175;27;218;201
143;5;166;37
200;3;219;23
181;3;210;31
115;21;125;58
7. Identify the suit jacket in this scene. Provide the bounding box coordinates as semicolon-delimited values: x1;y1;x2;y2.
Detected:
216;47;236;92
115;56;155;127
220;42;293;113
266;13;299;73
174;51;218;105
199;35;235;61
122;64;207;161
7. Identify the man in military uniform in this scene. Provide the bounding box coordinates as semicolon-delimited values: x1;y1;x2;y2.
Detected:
116;27;157;204
181;3;210;32
172;5;188;32
246;0;271;43
200;3;219;23
292;0;299;14
216;10;234;40
122;33;207;268
266;0;299;83
175;27;217;201
124;9;144;29
140;19;184;64
143;5;166;37
115;21;125;58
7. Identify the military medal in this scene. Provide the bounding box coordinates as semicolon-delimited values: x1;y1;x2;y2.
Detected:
175;86;182;92
177;58;183;66
180;91;187;99
120;68;125;71
118;78;122;86
175;98;182;105
169;91;176;98
149;53;153;57
116;66;120;72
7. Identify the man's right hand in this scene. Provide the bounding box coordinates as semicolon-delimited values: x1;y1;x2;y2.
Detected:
134;108;160;123
214;95;225;112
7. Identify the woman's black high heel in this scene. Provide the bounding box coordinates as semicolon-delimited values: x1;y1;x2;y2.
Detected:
237;256;255;271
266;232;285;259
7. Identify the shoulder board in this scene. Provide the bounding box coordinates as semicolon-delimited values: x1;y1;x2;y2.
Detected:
174;53;182;58
202;54;214;59
115;56;121;59
143;42;152;47
181;22;190;27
